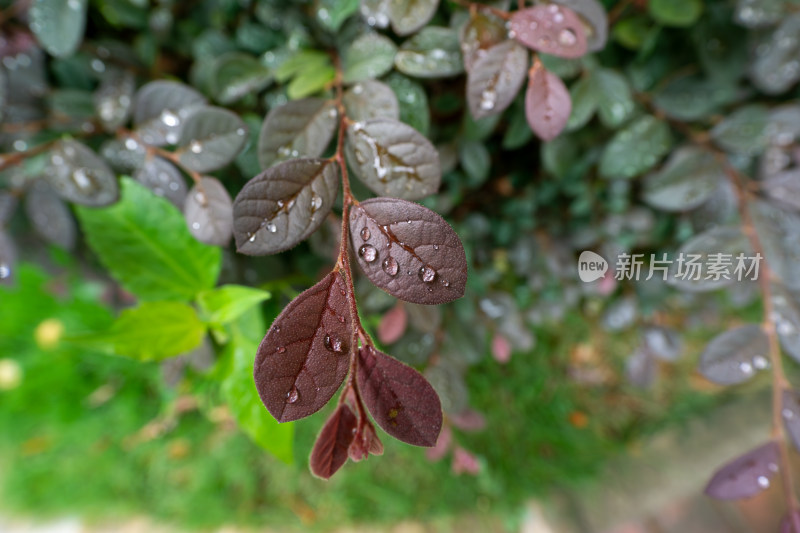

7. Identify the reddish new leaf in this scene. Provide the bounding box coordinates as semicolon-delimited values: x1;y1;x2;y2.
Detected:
466;40;528;120
254;271;352;422
348;420;384;462
510;5;588;59
704;441;780;500
525;63;572;142
348;197;467;305
378;303;407;345
309;404;357;479
356;345;442;447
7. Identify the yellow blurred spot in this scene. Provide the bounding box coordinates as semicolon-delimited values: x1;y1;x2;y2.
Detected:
568;411;589;428
35;318;64;350
0;359;22;390
168;438;191;459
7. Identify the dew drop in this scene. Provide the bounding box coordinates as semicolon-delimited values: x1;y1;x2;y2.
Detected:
359;244;378;263
72;168;92;189
276;346;286;354
286;387;299;403
382;256;399;276
752;355;769;369
441;279;450;288
558;29;577;47
360;227;371;241
433;244;439;250
0;264;10;279
267;222;277;233
190;140;203;154
739;361;753;374
310;194;322;212
324;334;344;353
160;110;179;127
757;475;770;488
784;408;795;419
419;265;437;283
248;233;257;242
191;222;200;230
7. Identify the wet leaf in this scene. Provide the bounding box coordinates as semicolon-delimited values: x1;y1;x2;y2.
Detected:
175;107;248;173
652;75;735;122
184;177;234;247
133;81;207;146
459;12;508;72
566;75;598;131
356;345;442;446
75;178;221;301
197;285;270;325
29;0;87;58
348;197;467;305
551;0;608;52
705;441;780;500
310;404;357;479
46;139;119;206
233;158;337;255
385;73;430;135
525;63;571;142
641;146;724;212
395;27;464;79
698;324;769;385
735;0;784;28
24;181;76;250
0;230;16;286
667;226;753;292
750;14;800;95
257;98;338;170
346;118;440;200
342;33;397;83
360;0;391;28
781;389;800;452
458;140;490;185
771;283;800;364
510;4;588;59
600;115;672;179
211;52;273;105
94;68;135;132
592;68;635;128
388;0;439;36
751;199;800;291
348;420;384;462
134;155;187;207
649;0;702;27
466;40;528;120
378;303;407;345
710;105;769;156
343;80;400;122
254;271;352;422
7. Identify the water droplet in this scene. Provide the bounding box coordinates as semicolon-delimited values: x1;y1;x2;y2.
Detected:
190;140;203;154
757;475;770;488
12;140;27;152
324;334;344;353
433;245;439;250
353;84;364;95
248;233;257;242
359;244;378;263
419;265;437;283
310;194;322;212
160;110;179;127
558;29;577;47
266;222;277;233
441;279;450;288
0;264;10;279
784;408;795;419
382;256;399;276
276;346;286;354
360;227;371;241
739;361;753;374
752;355;769;369
192;222;200;230
236;128;246;136
72;168;92;189
91;59;105;72
124;138;139;151
286;387;299;403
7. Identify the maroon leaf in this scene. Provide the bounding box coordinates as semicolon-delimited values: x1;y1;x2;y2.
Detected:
425;425;452;461
233;158;339;255
466;40;528;120
254;271;352;422
378;303;407;345
348;197;467;305
356;345;442;446
525;63;572;142
309;403;357;479
704;441;780;500
348;420;384;462
184;177;233;247
509;4;588;59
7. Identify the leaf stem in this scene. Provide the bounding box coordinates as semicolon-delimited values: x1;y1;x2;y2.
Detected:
451;0;511;20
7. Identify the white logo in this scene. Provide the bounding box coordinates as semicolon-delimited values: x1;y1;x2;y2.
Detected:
578;251;608;282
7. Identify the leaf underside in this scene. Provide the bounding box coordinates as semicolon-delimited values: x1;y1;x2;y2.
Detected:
309;404;357;479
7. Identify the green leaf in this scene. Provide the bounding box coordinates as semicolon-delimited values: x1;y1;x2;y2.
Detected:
197;285;271;325
649;0;703;27
76;178;221;301
287;65;336;100
566;76;598;131
72;301;206;361
641;146;723;211
459;140;491;186
316;0;360;32
211;52;273;105
395;27;464;79
221;309;294;463
274;50;336;99
343;33;397;84
710;104;769;156
29;0;88;57
592;68;635;129
385;73;430;136
612;16;652;50
600;115;673;179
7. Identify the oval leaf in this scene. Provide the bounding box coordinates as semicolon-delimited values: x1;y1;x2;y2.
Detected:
133;81;207;146
395;27;464;79
254;271;352;422
342;33;397;84
185;177;233;247
467;40;528;120
309;404;357;479
698;324;769;385
134;155;187;207
641;146;724;212
388;0;439;36
257;98;338;170
599;115;672;180
24;181;76;250
346;118;440;200
705;441;780;500
750;13;800;95
233;158;338;255
460;11;508;72
525;63;571;142
710;104;769;156
176;107;248;173
356;345;442;446
348;197;467;305
510;5;588;59
552;0;608;52
46;139;119;206
211;52;272;105
667;226;753;292
29;0;87;58
343;80;400;122
94;68;135;132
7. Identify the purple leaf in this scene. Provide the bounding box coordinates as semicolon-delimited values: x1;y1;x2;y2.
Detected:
46;139;119;207
134;154;187;207
510;4;588;59
309;403;357;479
343;80;399;122
233;158;339;255
184;177;233;247
175;107;248;173
466;40;528;120
356;345;442;446
698;324;769;385
254;271;352;422
525;64;572;142
348;197;467;305
348;420;384;462
345;118;440;201
132;80;207;146
24;180;76;250
704;441;780;500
